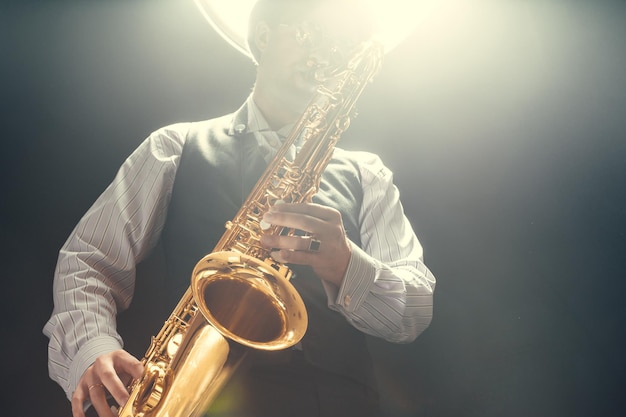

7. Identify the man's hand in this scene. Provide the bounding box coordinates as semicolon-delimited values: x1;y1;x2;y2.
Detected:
260;202;352;288
71;349;143;417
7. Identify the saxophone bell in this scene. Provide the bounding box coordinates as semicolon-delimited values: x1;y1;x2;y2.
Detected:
191;251;308;351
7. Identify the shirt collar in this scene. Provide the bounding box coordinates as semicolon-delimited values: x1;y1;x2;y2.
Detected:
241;96;299;162
227;95;296;138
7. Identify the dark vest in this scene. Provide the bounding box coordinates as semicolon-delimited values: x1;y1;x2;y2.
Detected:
160;109;376;389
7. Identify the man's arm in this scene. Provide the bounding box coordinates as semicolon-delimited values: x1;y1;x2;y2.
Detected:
43;125;187;402
259;151;435;343
327;151;435;343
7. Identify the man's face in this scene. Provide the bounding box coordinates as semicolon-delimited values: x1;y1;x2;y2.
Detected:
255;5;368;111
258;22;319;101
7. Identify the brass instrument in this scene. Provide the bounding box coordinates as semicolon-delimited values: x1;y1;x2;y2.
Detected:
117;41;384;417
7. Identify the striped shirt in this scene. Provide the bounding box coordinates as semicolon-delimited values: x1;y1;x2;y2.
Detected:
43;98;436;400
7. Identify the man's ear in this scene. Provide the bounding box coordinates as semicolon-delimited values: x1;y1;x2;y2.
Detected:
253;21;271;59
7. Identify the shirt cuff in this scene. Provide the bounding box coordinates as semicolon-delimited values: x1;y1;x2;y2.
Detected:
68;335;123;400
323;241;377;313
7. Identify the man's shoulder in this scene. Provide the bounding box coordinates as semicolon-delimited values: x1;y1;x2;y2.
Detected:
333;147;384;166
333;148;391;181
149;113;236;146
156;113;234;135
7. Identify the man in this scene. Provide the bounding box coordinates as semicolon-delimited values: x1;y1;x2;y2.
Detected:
43;1;436;416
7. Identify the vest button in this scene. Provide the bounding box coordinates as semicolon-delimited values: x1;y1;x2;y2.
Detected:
343;295;351;306
234;123;246;134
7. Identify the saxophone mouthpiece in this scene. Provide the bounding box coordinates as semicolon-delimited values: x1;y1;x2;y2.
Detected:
307;60;339;84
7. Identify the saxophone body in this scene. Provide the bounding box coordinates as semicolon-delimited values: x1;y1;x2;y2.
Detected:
117;42;383;417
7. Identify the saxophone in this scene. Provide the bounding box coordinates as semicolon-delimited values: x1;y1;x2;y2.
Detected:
117;41;384;417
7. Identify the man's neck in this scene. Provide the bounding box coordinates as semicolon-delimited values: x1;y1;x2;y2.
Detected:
251;87;303;131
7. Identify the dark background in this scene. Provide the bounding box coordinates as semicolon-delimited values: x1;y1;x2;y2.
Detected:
2;0;625;416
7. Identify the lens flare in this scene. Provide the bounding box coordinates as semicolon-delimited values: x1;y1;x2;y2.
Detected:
192;0;437;55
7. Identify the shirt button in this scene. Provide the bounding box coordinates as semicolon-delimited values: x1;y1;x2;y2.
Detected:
234;123;246;134
268;138;279;147
343;295;351;306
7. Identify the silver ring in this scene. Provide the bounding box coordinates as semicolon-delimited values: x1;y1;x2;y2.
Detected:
308;238;321;252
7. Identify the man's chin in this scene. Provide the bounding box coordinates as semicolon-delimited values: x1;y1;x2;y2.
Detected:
280;90;315;116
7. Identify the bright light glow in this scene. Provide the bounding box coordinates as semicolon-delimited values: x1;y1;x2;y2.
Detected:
192;0;442;56
193;0;255;56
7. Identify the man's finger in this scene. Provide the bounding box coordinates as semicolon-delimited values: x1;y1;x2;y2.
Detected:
71;388;87;417
269;202;337;220
104;352;143;406
88;384;115;417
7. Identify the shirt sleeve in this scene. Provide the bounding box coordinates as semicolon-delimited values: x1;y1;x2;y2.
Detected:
42;123;188;400
321;151;436;343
